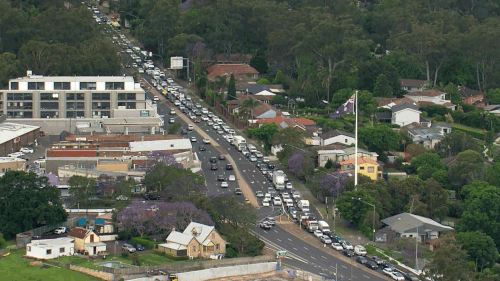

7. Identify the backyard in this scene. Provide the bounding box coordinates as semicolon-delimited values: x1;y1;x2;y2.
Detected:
56;252;183;269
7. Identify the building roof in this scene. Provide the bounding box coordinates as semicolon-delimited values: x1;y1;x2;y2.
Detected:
340;157;380;166
214;53;252;64
406;90;445;97
376;112;392;120
10;75;136;83
292;118;316;126
0;157;25;164
342;147;377;156
68;227;91;240
375;97;416;108
391;102;421;113
247;84;268;95
206;64;259;80
458;86;483;98
381;213;454;234
129;139;192;152
29;237;74;248
252;103;278;117
255;90;276;96
256;116;288;125
321;129;354;140
183;222;215;244
400;79;427;88
158;242;187;251
0;122;39;146
166;231;194;246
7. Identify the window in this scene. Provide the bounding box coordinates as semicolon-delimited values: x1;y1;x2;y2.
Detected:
105;82;124;90
41;102;59;110
7;111;32;118
118;102;136;109
59;247;65;253
54;82;70;90
28;82;45;90
192;246;196;252
216;244;220;250
212;233;215;239
118;93;136;100
41;111;58;118
27;246;31;252
66;111;84;118
66;93;84;100
66;102;84;110
7;93;32;101
46;249;52;255
10;82;18;90
92;93;110;100
80;82;96;90
92;102;110;110
368;167;374;173
359;166;365;170
345;139;348;143
7;102;32;110
41;93;59;100
2;168;10;172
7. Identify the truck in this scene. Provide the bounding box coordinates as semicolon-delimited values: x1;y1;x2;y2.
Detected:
318;220;331;234
354;245;367;256
298;199;310;212
303;219;319;233
273;171;285;189
233;135;246;148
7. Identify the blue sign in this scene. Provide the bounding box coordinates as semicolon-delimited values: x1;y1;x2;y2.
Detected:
78;217;87;226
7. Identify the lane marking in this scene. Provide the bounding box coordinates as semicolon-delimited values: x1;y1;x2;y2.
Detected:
310;256;316;260
288;238;292;241
363;275;370;279
277;239;281;242
304;247;308;250
322;256;327;259
341;265;347;269
293;247;298;251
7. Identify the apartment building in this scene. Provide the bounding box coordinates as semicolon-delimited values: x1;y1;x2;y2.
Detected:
2;71;146;119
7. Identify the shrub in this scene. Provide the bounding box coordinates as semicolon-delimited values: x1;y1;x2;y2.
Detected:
451;125;486;140
225;247;238;258
121;251;129;258
129;253;141;266
153;249;189;260
0;234;5;249
130;237;159;250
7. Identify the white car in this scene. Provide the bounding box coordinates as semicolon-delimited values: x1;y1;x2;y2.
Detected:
228;175;236;181
332;243;343;251
54;227;67;234
8;152;24;158
264;193;271;200
170;109;176;115
250;156;257;162
203;138;210;144
273;197;282;206
138;68;144;73
262;199;271;207
201;115;209;121
384;270;405;281
188;125;194;131
313;230;323;237
190;137;197;142
174;100;181;106
221;181;228;188
212;124;220;130
320;235;332;244
169;118;175;123
34;158;46;165
262;157;269;163
286;182;293;189
20;147;34;154
342;241;354;250
256;191;264;197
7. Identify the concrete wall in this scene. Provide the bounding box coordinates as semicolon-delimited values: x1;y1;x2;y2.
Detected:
69;264;114;281
176;262;277;281
99;234;118;242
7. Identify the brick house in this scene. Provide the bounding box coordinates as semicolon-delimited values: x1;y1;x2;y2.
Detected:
206;64;259;82
457;86;490;107
400;79;427;92
67;227;106;256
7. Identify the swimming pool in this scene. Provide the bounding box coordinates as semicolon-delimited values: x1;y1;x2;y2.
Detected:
99;261;135;269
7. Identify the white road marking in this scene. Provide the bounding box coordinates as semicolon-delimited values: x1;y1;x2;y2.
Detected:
274;230;278;233
363;275;370;279
322;256;327;259
304;247;308;250
341;265;347;269
293;247;298;251
276;239;281;242
311;256;316;260
288;238;292;241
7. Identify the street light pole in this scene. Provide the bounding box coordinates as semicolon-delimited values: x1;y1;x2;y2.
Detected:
353;197;376;242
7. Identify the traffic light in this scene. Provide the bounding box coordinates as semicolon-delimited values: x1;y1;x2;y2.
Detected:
326;206;329;214
279;210;282;215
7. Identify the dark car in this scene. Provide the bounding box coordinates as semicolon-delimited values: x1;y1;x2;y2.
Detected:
144;193;160;200
371;256;384;265
199;145;206;151
355;256;368;265
267;163;275;169
181;129;188;134
217;175;225;181
365;261;378;270
381;261;395;271
343;249;355;257
210;157;217;163
226;163;233;170
219;154;226;160
211;164;218;170
234;188;243;195
404;273;419;281
133;244;145;251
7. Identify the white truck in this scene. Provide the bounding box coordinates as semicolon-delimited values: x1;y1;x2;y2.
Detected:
233;135;246;150
318;220;331;234
273;171;285;190
298;199;310;212
354;245;367;256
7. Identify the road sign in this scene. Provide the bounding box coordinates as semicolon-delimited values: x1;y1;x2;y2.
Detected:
170;56;184;69
276;250;287;257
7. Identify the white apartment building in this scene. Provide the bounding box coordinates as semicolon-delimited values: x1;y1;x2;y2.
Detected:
2;71;146;119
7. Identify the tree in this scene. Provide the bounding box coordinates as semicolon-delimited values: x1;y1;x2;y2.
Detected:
448;150;487;189
248;123;278;148
270;95;287;106
287;150;314;181
318;172;350;200
434;131;481;158
456;231;500;272
486;88;500;104
143;161;204;194
274;127;307;163
336;189;377;227
405;143;428;159
411;153;445;179
256;78;270;85
372;74;393;97
0;171;67;238
227;73;236;100
274;70;286;86
238;98;260;125
358;125;399;158
211;195;256;229
168;122;181;134
68;176;97;213
443;83;462;105
424;237;475;281
250;48;268;74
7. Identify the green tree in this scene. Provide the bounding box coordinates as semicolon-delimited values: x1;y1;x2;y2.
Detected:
372;74;393;97
358;125;399;158
168;122;181;134
486;88;500;104
0;233;5;249
0;171;68;238
448;150;487;189
239;98;260;125
456;231;500;271
227;74;236;100
113;179;136;198
69;176;97;213
336;189;377;227
273;127;306;163
256;78;270;85
250;48;268;74
324;159;334;169
424;237;475;281
444;83;462;105
411;153;445;180
212;196;257;229
144;162;204;194
270;95;287;106
247;123;278;149
434;131;481;158
0;52;20;88
274;70;286;86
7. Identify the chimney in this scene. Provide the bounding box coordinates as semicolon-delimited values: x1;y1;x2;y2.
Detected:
171;226;175;233
27;70;33;77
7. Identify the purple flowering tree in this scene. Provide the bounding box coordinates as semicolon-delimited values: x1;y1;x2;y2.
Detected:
288;150;305;176
319;171;350;200
117;201;154;237
146;151;183;169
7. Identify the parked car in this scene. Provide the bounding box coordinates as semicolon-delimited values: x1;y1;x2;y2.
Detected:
365;261;379;270
20;147;34;154
355;256;368;265
384;270;405;281
342;249;355;257
133;244;145;251
122;243;136;253
54;227;67;234
8;152;24;158
116;195;129;201
404;273;419;281
332;243;343;251
144;193;160;200
371;256;384;265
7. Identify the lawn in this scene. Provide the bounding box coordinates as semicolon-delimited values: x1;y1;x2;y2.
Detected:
0;250;101;281
57;252;180;269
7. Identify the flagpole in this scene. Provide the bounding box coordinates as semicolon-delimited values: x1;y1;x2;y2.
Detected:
354;90;358;189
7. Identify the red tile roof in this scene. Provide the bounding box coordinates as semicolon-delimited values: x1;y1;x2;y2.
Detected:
292;118;316;126
206;64;259;80
253;103;278;117
340;158;379;166
68;227;90;240
257;116;288;125
406;90;445;97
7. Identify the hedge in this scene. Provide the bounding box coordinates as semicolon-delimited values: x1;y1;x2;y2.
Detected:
153;249;189;261
451;125;486;140
130;237;160;250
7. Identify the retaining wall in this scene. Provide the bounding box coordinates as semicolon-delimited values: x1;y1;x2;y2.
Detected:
69;264;114;281
176;262;277;281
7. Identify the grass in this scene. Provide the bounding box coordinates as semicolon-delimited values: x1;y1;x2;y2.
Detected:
448;123;484;133
56;253;182;270
0;250;101;281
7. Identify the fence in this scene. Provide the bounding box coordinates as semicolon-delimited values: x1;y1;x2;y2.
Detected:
18;217;78;238
213;101;246;129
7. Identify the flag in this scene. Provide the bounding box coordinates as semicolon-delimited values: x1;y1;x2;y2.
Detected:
330;94;355;120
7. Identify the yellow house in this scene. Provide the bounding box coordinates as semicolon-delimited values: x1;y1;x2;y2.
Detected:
67;227;107;256
340;157;382;180
158;222;226;259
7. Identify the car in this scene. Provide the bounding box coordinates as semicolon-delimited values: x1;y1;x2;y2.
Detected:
385;270;405;281
122;243;136;253
54;227;67;234
265;217;276;225
199;145;206;151
234;188;243;195
170;109;176;115
262;157;269;163
267;163;275;169
228;175;236;181
255;152;263;158
381;261;396;271
217;129;224;134
217;175;225;181
256;191;264;197
286;182;293;189
342;249;355;257
133;244;145;251
273;197;282;206
260;221;271;229
262;199;271;207
181;129;188;135
219;154;226;160
331;243;343;251
210;156;217;163
313;229;323;237
371;256;384;265
201;115;209;121
188;125;194;130
250;155;257;162
320;235;332;244
194;118;201;123
20;147;34;154
355;256;368;265
8;152;24;158
169;118;175;123
365;261;379;270
144;193;160;200
116;195;129;201
211;164;218;170
212;124;220;130
190;137;197;142
203;138;210;144
221;181;228;188
207;121;214;126
342;241;354;250
226;163;233;170
404;273;419;281
34;158;46;165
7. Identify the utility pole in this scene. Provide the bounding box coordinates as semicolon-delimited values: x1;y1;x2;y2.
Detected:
335;263;338;281
354;90;358;189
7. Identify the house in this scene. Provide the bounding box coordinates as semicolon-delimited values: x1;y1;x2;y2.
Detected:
339;157;383;180
400;79;427;92
95;213;114;234
405;90;456;110
158;222;226;259
67;227;107;256
252;103;280;119
380;213;454;243
404;123;451;149
458;86;489;107
206;64;259;81
320;130;355;146
26;237;74;259
317;147;378;168
484;104;500;116
391;102;422;127
254;90;276;98
256;116;305;131
247;84;269;95
375;97;417;109
214;53;253;64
